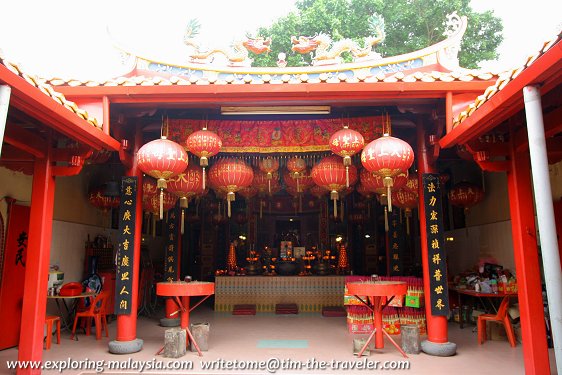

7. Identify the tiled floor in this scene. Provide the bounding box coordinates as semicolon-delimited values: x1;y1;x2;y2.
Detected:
0;305;558;374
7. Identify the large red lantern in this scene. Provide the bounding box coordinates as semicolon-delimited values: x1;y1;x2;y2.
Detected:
142;176;159;201
166;164;204;234
208;158;254;217
329;125;364;187
448;182;484;211
259;157;280;194
186;126;222;189
283;168;315;193
311;156;356;218
405;172;418;193
361;134;414;211
137;136;188;219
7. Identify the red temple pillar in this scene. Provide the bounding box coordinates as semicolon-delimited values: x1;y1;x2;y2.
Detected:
507;141;550;374
17;149;55;375
417;120;456;356
109;127;144;354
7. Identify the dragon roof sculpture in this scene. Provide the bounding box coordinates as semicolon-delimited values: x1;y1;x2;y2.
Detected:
89;12;469;84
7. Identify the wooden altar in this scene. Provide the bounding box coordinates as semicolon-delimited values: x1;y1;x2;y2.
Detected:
214;276;345;313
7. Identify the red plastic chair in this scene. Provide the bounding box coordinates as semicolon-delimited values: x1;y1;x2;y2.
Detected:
71;291;109;340
477;296;516;347
45;315;60;349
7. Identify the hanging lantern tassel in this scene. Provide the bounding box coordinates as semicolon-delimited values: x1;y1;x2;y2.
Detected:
384;206;389;232
267;172;272;194
296;175;300;193
227;191;235;217
406;210;411;236
343;156;351;188
331;190;338;218
180;197;188;235
159;189;164;220
384;176;393;212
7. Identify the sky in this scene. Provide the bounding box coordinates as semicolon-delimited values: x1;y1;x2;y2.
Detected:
0;0;559;80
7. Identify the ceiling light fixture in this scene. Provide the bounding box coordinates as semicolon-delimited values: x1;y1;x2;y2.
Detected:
221;105;331;115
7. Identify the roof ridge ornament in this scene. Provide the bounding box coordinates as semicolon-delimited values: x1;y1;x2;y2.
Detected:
183;18;271;67
443;12;462;38
291;12;386;66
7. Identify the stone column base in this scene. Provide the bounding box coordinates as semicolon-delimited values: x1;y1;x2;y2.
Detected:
109;338;144;354
160;317;180;327
421;340;457;356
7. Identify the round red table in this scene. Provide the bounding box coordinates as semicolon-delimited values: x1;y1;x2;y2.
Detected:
346;281;408;357
156;281;215;356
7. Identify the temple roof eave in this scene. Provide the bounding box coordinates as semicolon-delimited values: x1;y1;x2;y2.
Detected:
440;32;562;148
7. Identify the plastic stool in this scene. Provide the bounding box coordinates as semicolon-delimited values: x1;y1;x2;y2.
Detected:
45;315;61;350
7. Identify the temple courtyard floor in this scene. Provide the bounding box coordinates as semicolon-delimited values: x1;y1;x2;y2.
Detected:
0;304;558;374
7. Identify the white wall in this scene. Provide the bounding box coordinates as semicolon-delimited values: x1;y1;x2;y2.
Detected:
445;220;514;276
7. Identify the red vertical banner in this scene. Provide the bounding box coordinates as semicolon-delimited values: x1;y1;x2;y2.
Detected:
0;204;30;349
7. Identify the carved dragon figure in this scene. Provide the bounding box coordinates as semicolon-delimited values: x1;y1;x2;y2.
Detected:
291;13;385;65
183;19;271;67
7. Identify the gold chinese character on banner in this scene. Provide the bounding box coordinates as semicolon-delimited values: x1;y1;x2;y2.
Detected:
434;285;444;294
167;276;173;282
168;266;173;273
121;272;130;281
427;182;436;193
123;210;132;221
429;196;437;206
433;269;442;281
123;239;129;251
393;265;400;272
119;285;130;295
167;256;174;263
123;225;131;235
430;210;438;220
119;300;128;309
431;238;440;249
432;253;441;265
125;185;133;196
124;199;133;206
430;224;439;234
392;231;398;239
121;255;129;267
393;254;399;260
436;299;445;310
169;233;175;241
392;243;399;250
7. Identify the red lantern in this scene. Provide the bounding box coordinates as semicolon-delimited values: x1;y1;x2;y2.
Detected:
167;164;204;208
448;182;484;210
143;190;178;216
208;158;254;217
142;176;159;201
239;185;258;200
166;164;204;234
286;156;307;192
137;136;188;219
259;157;280;194
391;188;418;234
88;186;120;212
405;172;418;193
311;156;356;218
309;184;328;199
329;126;364;187
361;134;414;211
186;127;222;189
283;168;314;193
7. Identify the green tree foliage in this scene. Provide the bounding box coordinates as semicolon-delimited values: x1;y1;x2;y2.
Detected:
252;0;503;69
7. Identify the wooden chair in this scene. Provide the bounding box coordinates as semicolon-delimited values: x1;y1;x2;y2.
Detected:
71;291;109;340
477;296;516;347
45;315;61;349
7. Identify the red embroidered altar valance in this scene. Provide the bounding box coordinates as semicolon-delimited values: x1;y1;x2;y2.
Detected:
168;117;383;153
